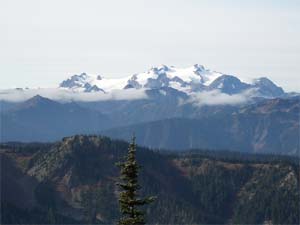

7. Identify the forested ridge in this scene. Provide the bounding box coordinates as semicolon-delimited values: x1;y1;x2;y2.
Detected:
1;135;299;224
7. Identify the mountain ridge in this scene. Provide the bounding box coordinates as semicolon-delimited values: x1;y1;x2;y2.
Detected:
58;64;286;98
1;96;110;142
101;96;300;154
1;94;299;155
1;135;299;224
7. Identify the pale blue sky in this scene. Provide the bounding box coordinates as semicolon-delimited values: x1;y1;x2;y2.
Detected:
0;0;299;91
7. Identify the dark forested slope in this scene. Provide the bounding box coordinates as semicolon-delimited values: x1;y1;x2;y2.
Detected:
1;136;299;224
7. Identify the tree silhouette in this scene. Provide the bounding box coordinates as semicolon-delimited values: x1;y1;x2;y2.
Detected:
117;136;155;225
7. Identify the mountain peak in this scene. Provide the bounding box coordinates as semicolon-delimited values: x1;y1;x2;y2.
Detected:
253;77;273;85
193;64;205;72
27;95;53;103
60;73;91;88
57;65;286;98
59;72;105;93
15;95;61;110
79;72;87;77
31;94;44;100
149;64;171;74
252;77;284;97
208;75;251;94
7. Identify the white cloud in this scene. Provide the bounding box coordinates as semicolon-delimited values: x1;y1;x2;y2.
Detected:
0;88;148;102
182;89;255;107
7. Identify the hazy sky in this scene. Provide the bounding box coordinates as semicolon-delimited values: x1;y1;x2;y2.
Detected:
1;0;299;91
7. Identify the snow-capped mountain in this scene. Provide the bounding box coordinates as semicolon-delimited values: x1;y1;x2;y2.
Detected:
125;64;223;92
60;64;284;98
59;72;130;93
207;75;251;95
59;64;223;93
252;77;284;97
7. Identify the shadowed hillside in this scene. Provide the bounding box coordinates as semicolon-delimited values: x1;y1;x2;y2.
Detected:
1;135;299;224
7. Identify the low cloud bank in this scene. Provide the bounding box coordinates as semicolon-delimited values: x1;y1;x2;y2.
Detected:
0;88;148;102
181;89;256;107
0;88;256;106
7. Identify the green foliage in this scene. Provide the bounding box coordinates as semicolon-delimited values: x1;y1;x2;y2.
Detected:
191;164;253;219
35;181;56;209
95;182;119;221
117;136;155;225
81;187;96;223
81;182;118;224
46;207;56;224
1;136;299;224
1;202;79;224
232;166;300;224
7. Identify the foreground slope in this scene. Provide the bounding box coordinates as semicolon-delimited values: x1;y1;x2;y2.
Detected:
1;135;299;224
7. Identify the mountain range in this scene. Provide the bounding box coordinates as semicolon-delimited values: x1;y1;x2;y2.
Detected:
58;64;286;98
103;97;299;154
0;64;299;155
1;95;110;142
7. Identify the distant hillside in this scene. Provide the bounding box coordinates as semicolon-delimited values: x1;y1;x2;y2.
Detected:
1;135;299;224
1;94;299;155
102;97;300;155
1;95;110;142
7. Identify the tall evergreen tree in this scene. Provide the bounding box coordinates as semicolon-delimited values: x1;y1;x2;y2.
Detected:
46;207;56;224
117;136;155;225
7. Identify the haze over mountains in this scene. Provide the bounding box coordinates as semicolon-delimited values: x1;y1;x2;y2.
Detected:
1;64;299;155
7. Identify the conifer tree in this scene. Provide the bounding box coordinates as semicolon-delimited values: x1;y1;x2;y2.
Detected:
46;207;56;224
117;136;155;225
